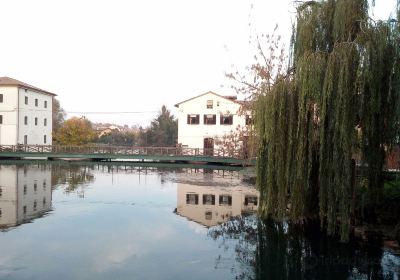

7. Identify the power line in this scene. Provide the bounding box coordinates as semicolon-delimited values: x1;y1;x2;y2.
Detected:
66;111;158;114
0;109;158;115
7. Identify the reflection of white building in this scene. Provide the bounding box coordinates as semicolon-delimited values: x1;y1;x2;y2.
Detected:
176;183;259;227
0;165;52;229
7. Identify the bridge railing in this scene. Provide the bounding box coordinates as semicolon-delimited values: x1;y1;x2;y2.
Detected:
0;145;245;159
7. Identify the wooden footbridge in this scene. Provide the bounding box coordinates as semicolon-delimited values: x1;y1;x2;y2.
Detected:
0;145;253;166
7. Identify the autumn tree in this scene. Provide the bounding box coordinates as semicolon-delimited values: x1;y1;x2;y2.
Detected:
54;117;97;145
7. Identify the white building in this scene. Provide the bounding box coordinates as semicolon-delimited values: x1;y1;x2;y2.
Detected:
0;77;55;145
175;91;251;150
0;165;52;229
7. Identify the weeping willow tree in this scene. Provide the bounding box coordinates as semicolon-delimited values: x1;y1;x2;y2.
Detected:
256;0;400;242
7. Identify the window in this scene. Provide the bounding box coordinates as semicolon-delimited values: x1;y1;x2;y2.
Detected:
0;94;3;103
34;182;37;193
23;206;27;214
35;98;38;107
205;211;212;220
33;200;37;211
206;100;213;109
44;135;47;144
244;196;258;206
0;209;2;219
44;118;47;126
0;187;2;197
24;135;28;144
220;114;233;125
187;114;200;125
219;195;232;206
35;117;38;126
245;115;253;125
24;185;27;195
25;96;28;105
203;114;216;125
43;197;46;206
0;115;3;124
44;100;47;108
203;194;215;205
24;116;28;125
43;181;46;190
186;193;199;205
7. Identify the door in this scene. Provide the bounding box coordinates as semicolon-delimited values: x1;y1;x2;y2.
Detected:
203;138;214;156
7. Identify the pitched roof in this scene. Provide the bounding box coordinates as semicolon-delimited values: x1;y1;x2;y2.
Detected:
174;91;242;107
0;76;56;96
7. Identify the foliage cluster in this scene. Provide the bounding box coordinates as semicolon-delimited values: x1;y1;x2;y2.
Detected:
53;117;97;145
52;98;66;134
136;105;177;147
254;0;400;241
95;130;136;146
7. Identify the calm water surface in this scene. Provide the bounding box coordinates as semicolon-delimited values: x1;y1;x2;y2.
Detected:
0;162;398;280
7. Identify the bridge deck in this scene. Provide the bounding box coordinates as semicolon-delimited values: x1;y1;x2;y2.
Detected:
0;145;251;165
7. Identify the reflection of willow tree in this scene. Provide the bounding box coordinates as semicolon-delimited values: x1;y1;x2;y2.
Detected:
208;216;391;280
51;164;95;195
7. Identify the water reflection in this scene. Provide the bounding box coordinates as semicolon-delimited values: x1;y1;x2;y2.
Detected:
209;217;400;280
0;165;52;230
0;163;96;229
51;164;95;197
0;162;398;280
176;183;259;227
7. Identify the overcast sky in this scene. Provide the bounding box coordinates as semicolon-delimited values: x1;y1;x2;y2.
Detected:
0;0;396;126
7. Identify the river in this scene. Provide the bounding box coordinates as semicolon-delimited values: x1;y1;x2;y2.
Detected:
0;161;398;280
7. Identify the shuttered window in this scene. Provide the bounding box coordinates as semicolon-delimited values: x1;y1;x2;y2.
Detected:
204;114;216;125
187;114;200;125
244;196;258;206
219;195;232;206
220;114;233;125
203;194;215;205
186;193;199;205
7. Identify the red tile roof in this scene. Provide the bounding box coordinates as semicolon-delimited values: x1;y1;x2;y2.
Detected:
0;76;56;96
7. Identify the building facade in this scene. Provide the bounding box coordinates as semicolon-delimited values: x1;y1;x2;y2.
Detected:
175;91;250;150
0;77;55;145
